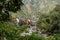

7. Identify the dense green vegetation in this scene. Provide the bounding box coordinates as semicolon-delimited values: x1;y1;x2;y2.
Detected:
37;5;60;35
0;23;27;40
0;23;59;40
0;0;23;22
18;34;56;40
0;0;60;40
0;0;24;40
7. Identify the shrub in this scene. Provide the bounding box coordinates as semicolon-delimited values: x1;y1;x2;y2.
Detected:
18;34;47;40
36;5;60;34
0;23;27;40
54;34;60;40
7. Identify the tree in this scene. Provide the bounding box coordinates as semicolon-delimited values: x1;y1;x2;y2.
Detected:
36;5;60;35
47;5;60;34
0;0;24;40
0;0;23;22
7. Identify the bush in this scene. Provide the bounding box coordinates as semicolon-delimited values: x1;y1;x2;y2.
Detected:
18;34;57;40
36;5;60;34
19;34;47;40
0;23;27;40
47;36;56;40
54;34;60;40
0;22;59;40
